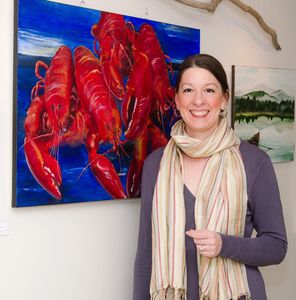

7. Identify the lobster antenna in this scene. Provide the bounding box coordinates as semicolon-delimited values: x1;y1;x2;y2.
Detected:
77;155;101;182
119;43;133;69
56;131;62;167
19;132;54;151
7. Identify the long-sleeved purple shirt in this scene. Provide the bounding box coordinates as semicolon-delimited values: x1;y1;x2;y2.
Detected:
133;141;287;300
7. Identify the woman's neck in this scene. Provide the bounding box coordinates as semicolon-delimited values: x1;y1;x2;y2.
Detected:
182;154;208;196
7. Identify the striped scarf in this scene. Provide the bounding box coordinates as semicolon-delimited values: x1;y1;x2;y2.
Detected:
150;118;251;300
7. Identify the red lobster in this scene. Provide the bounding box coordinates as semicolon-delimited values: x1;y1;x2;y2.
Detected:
24;46;81;199
74;45;126;199
121;47;153;140
121;23;175;140
137;24;175;123
91;12;134;100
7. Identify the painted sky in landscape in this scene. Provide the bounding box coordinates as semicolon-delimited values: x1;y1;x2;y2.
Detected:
235;65;296;96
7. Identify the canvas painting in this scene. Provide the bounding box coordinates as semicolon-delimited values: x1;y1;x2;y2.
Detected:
13;0;200;207
232;65;295;163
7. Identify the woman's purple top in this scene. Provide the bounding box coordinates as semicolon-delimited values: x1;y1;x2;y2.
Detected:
133;141;287;300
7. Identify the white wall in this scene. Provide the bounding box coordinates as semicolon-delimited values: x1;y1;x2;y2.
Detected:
0;0;295;299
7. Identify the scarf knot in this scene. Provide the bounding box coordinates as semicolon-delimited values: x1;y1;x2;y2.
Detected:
171;118;240;158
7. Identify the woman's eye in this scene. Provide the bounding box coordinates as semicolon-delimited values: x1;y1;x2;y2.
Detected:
183;88;193;93
205;88;215;93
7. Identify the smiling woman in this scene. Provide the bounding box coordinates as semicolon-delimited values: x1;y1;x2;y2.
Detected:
133;53;287;300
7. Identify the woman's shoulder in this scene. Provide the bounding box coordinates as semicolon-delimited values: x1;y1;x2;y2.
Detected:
239;140;273;179
239;140;270;162
143;147;165;173
141;147;165;189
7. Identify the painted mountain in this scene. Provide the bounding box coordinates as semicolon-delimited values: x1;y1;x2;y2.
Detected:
272;89;295;102
234;86;294;120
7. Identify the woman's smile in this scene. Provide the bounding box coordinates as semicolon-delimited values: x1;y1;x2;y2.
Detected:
190;109;209;117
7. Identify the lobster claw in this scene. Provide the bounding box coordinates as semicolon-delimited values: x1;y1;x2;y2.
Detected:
89;153;127;199
122;90;151;140
126;158;144;198
147;121;168;151
24;138;62;200
122;51;152;140
126;131;149;198
126;122;168;197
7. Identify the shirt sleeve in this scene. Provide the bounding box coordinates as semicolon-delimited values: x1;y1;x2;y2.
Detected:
219;154;288;266
133;159;154;300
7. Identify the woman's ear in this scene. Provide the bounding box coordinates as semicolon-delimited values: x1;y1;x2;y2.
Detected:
221;91;229;111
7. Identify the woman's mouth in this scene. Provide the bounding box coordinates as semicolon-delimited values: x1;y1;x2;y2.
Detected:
190;110;209;117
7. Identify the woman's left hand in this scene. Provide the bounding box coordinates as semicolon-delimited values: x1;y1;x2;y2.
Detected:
186;229;222;258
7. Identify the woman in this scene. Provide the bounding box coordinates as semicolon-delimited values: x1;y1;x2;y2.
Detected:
133;54;287;300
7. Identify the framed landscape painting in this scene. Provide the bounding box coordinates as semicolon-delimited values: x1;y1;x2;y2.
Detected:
231;65;295;163
13;0;200;207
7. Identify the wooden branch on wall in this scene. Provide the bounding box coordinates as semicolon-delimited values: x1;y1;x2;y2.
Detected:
173;0;281;50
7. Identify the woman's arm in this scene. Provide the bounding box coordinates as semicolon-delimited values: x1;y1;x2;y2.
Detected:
219;154;287;266
133;152;160;300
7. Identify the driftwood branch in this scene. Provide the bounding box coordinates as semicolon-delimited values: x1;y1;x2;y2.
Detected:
173;0;281;50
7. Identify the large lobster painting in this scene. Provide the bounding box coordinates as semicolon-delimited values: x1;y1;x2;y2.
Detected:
13;0;200;207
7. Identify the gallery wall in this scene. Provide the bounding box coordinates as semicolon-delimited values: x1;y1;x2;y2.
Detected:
0;0;295;299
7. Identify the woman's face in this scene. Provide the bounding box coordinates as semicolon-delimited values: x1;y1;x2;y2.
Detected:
175;67;228;140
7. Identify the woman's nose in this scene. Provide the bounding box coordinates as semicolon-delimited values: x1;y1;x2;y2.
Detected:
192;90;204;105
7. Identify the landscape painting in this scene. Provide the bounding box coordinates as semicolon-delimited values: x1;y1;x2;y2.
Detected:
13;0;200;207
232;65;295;163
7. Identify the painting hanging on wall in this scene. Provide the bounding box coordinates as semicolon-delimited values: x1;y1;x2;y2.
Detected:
231;65;295;163
13;0;200;207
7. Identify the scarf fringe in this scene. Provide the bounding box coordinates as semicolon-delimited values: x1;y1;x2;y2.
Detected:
151;287;187;300
199;287;252;300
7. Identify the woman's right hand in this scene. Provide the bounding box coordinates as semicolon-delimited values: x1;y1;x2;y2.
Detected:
186;229;222;258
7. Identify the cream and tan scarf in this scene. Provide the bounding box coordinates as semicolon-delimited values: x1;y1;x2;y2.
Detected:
150;117;251;300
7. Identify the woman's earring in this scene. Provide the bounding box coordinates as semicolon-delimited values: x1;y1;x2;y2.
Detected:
219;108;227;118
174;108;180;117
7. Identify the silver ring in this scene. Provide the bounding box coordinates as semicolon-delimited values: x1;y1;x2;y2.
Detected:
201;244;205;252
